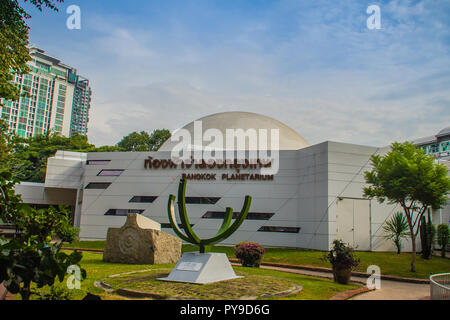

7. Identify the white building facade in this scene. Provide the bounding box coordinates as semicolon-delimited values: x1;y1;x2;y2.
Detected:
15;112;450;252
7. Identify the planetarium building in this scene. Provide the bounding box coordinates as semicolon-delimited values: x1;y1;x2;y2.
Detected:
15;112;450;252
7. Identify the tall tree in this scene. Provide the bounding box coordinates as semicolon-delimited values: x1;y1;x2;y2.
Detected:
0;0;63;102
149;128;171;151
117;129;171;152
0;119;21;222
364;141;450;272
117;131;151;152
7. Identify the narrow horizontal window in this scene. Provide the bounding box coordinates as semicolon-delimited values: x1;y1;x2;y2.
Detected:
161;223;194;229
104;209;144;216
202;211;275;220
257;226;300;233
86;160;111;165
129;196;157;203
97;169;124;176
185;197;220;204
85;182;111;189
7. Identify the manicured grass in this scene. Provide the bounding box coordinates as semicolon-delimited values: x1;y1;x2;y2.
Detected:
64;241;450;280
106;269;298;299
32;251;357;300
63;240;106;250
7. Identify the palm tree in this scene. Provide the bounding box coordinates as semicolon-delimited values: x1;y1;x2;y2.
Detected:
383;212;410;254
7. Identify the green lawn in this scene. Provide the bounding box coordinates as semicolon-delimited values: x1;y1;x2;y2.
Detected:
64;241;450;280
32;251;358;300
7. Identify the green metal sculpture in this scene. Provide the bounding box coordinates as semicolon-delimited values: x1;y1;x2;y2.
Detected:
167;179;252;253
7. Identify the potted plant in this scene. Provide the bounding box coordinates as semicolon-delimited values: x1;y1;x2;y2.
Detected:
234;241;265;267
324;239;360;284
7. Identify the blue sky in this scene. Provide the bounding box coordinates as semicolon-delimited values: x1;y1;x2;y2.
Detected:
24;0;450;147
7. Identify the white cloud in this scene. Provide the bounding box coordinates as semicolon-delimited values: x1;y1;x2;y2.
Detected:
29;1;449;148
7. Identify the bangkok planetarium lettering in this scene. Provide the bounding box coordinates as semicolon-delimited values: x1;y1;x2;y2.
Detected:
144;157;274;181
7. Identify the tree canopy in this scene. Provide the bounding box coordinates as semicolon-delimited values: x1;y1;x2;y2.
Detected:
11;130;125;183
0;0;62;102
10;127;171;183
117;129;171;152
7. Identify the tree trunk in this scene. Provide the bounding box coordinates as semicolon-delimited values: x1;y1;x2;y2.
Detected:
395;237;401;254
410;234;416;272
19;282;31;300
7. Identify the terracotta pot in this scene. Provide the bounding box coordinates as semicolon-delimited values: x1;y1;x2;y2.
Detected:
333;267;352;284
0;281;7;300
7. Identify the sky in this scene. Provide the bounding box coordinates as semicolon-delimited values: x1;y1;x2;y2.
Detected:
23;0;450;147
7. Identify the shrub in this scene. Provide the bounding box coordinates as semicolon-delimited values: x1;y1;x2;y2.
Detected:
382;212;409;254
38;285;73;300
437;224;449;258
419;212;435;260
234;241;265;267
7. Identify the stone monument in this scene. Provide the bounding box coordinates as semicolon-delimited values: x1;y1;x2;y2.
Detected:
103;213;181;264
158;179;251;284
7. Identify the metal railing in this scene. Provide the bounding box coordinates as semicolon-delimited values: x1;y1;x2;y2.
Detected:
430;273;450;300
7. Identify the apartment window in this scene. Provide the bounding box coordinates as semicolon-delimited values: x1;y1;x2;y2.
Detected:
428;144;440;154
97;169;124;176
129;196;157;203
202;211;275;220
257;226;300;233
85;182;111;189
185;197;220;204
87;160;111;165
104;209;144;216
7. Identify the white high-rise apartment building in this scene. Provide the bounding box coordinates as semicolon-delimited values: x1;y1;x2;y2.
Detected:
0;46;91;138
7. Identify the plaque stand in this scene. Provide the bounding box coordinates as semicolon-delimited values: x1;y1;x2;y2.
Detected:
158;252;241;284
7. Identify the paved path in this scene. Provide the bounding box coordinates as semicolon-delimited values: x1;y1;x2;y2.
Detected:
255;265;430;300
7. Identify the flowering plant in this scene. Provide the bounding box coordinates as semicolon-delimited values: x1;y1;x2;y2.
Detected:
233;241;265;267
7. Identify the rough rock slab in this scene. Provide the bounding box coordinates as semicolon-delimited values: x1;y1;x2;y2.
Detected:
103;213;181;264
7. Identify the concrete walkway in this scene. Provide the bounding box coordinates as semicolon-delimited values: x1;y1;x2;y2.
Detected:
349;279;429;300
256;265;430;300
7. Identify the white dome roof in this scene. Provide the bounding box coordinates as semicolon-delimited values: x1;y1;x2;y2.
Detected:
437;126;450;137
159;111;309;151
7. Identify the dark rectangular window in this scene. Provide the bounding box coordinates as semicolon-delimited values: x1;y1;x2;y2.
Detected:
185;197;220;204
85;182;111;189
87;160;111;165
161;223;194;229
104;209;144;216
97;169;124;176
202;211;275;220
258;226;300;233
129;196;157;203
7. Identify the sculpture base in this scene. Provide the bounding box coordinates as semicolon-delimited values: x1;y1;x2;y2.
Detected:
158;252;242;284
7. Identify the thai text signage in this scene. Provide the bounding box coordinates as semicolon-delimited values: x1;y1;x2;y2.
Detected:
144;157;274;181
